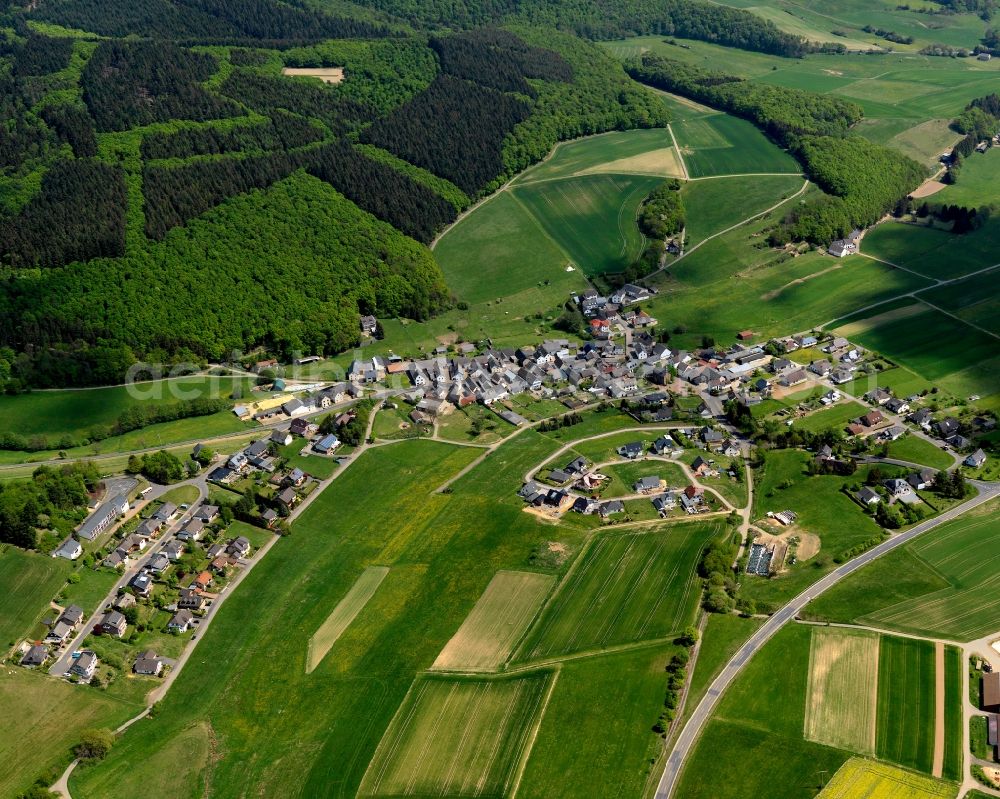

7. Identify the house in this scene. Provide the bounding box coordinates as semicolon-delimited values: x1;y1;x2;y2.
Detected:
907;469;936;491
935;418;960;438
652;435;678;456
989;714;999;748
652;492;677;516
193;504;219;524
100;611;128;637
884;478;913;498
115;593;136;611
286;468;307;487
885;398;909;415
809;359;831;377
314;434;340;454
133;651;164;676
720;439;741;458
700;427;724;445
178;588;206;610
691;456;712;477
857;486;881;506
163;541;185;561
53;536;82;561
21;644;48;668
131;572;154;596
193;571;213;592
571;496;601;515
909;409;933;429
360;315;378;336
880;425;906;442
270;429;293;447
147;553;170;574
828;234;859;258
862;410;884;428
210;555;233;574
547;469;572;485
634;475;662;493
277;487;299;509
966;449;987;468
177;519;204;542
168;609;195;633
153;502;177;522
780;369;808;388
77;493;129;540
61;605;84;627
227;536;251;558
617;441;644;459
47;620;74;645
984;671;1000;712
564;457;588;475
289;417;312;437
282;398;308;417
70;651;98;680
598;500;625;518
262;508;279;528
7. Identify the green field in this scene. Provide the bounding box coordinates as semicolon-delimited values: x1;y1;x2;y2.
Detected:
518;523;719;661
0;546;69;647
307;565;390;674
875;636;937;774
861;220;1000;281
937;147;1000;209
886;435;954;471
598;459;690;497
920;268;1000;338
673;112;800;178
358;672;552;798
0;376;252;439
682;174;804;245
512;173;662;276
517;644;673;799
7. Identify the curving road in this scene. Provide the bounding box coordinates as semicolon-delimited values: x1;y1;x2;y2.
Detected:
654;479;1000;799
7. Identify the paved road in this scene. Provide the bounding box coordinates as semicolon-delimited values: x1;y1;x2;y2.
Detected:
654;479;1000;799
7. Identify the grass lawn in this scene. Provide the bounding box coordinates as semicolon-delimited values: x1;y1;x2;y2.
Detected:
0;668;144;799
672;113;800;178
937;147;1000;208
59;566;119;618
158;484;200;507
278;440;340;479
887;435;954;470
699;471;748;509
517;522;721;661
683;613;763;725
970;715;995;762
435;405;506;445
791;401;865;433
517;643;676;799
744;450;883;611
0;546;69;647
598;459;689;497
226;519;274;550
875;635;937;774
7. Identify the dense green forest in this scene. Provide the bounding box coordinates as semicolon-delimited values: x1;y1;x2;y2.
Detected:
0;462;99;549
638;180;685;240
628;54;925;243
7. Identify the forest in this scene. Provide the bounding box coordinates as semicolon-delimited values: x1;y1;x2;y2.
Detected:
628;54;925;243
140;113;324;160
0;462;100;549
638;180;685;240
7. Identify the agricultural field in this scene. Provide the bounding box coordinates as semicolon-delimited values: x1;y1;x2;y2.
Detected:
432;570;555;672
804;628;879;754
875;636;937;774
0;546;69;648
357;672;553;799
672;112;800;178
861;220;1000;281
306;566;390;674
517;523;720;661
920;269;1000;339
683;614;764;723
857;509;1000;640
814;758;955;799
512;173;662;276
935;147;1000;209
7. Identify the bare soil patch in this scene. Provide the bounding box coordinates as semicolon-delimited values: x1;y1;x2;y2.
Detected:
281;66;344;84
576;147;685;179
911;179;948;199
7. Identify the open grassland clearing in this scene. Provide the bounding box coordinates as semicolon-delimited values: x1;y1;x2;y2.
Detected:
861;220;1000;281
681;173;804;245
598;459;690;498
745;450;883;610
936;146;1000;209
432;571;555;673
70;433;615;799
671;112;800;178
518;522;720;661
859;509;1000;640
876;636;937;774
513;128;683;183
0;668;143;799
675;623;852;799
512;173;661;276
888;119;963;169
0;546;69;648
517;643;676;799
804;628;879;753
306;566;390;674
358;672;554;799
815;758;956;799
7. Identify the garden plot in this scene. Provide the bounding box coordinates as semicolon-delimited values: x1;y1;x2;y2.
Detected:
432;571;555;672
804;627;879;753
358;672;554;798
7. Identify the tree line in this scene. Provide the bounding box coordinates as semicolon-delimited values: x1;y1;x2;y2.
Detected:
628;54;925;244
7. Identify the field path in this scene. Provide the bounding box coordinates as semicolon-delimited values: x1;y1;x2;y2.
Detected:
932;641;945;778
667;123;689;181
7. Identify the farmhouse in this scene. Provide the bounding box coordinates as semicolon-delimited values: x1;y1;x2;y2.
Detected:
984;672;1000;712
